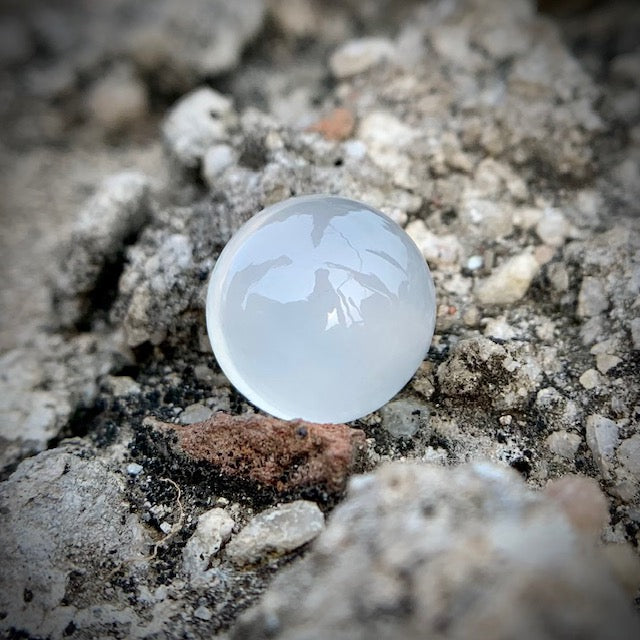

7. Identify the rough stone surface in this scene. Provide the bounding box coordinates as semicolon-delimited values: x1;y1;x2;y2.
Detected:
586;414;620;480
475;252;540;305
329;37;397;78
546;430;582;459
437;337;542;410
232;463;640;640
226;500;324;565
53;172;150;326
162;88;236;168
0;443;150;638
182;507;235;584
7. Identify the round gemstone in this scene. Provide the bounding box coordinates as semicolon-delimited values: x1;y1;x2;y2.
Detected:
206;195;436;423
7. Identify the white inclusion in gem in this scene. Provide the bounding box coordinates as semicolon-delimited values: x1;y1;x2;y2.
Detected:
325;308;340;330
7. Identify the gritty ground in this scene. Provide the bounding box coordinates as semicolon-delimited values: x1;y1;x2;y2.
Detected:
1;1;639;639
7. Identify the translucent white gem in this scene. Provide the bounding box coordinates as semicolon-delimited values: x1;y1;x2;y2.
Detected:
206;195;436;423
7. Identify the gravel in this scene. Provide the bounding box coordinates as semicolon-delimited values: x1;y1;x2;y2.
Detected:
1;0;639;637
225;500;325;565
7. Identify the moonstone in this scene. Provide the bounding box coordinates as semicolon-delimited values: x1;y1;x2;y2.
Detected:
206;195;436;423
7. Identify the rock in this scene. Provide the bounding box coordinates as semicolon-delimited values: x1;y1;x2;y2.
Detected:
546;430;582;459
405;220;463;268
122;233;195;347
86;64;148;135
466;255;484;271
0;334;122;469
144;413;366;495
126;462;144;476
579;368;602;390
437;337;541;410
586;414;620;480
194;605;213;621
54;172;150;326
226;500;324;565
379;399;428;439
459;196;514;239
535;208;571;246
596;353;622;374
475;252;540;305
483;317;517;341
547;262;570;292
629;317;640;349
202;144;237;185
182;508;234;584
162;87;236;167
411;362;435;400
329;37;396;78
577;276;608;318
179;403;214;425
535;387;580;430
0;444;150;639
232;463;640;640
617;434;640;482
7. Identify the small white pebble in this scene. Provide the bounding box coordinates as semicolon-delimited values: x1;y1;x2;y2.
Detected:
194;606;213;621
466;255;483;271
126;463;143;476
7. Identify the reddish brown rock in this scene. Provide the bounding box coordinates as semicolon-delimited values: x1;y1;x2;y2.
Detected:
307;107;355;141
144;413;366;494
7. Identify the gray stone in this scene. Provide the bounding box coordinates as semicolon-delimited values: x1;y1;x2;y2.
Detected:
0;333;123;469
630;317;640;350
226;500;324;565
202;144;237;185
329;37;396;78
617;434;640;481
379;400;428;439
232;463;640;640
162;87;236;167
586;414;620;480
0;444;150;639
179;403;214;425
126;462;144;476
122;233;195;346
104;375;141;396
546;430;582;459
577;276;608;318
